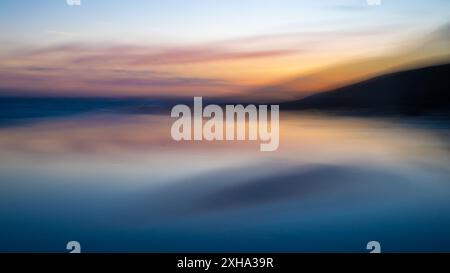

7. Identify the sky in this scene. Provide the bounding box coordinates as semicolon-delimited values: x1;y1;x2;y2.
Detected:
0;0;450;99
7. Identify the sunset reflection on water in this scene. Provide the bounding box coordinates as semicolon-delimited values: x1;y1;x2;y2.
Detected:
0;113;450;252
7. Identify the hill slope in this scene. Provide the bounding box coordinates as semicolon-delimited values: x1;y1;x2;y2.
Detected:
282;63;450;115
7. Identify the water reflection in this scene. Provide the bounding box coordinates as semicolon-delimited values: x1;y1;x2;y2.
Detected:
0;113;449;252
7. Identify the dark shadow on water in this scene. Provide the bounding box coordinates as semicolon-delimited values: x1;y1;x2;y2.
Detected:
125;164;413;222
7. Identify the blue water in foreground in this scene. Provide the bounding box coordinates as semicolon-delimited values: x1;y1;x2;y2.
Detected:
0;113;450;252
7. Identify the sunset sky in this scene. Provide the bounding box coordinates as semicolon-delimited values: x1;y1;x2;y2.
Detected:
1;0;450;99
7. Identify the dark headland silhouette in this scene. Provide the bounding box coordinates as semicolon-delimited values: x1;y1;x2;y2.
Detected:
282;63;450;116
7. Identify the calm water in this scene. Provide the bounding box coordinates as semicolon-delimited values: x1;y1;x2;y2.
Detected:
0;113;450;252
